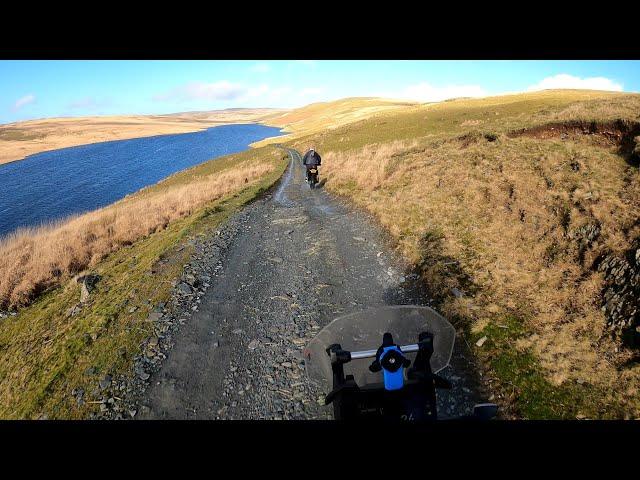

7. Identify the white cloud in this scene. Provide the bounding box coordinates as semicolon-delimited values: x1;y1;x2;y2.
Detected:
12;94;36;111
250;62;271;73
393;83;488;102
153;81;247;102
527;74;623;92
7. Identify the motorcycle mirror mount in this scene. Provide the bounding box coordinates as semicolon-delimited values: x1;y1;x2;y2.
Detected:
368;332;412;391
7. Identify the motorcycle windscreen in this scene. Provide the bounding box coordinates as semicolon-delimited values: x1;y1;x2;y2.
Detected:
303;305;456;392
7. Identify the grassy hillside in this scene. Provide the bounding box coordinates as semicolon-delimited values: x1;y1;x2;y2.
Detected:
0;145;288;419
2;89;638;419
253;97;417;148
287;89;640;419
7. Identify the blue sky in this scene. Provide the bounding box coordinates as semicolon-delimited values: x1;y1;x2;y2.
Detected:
1;60;639;124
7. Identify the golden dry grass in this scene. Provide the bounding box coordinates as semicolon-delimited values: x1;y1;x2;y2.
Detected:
318;93;640;416
0;156;277;310
267;97;416;130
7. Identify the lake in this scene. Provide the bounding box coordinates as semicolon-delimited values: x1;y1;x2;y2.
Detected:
0;123;282;238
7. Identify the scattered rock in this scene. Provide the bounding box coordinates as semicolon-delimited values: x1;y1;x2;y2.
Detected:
177;282;193;295
451;288;464;298
99;375;112;390
78;274;101;303
67;304;82;317
597;241;640;347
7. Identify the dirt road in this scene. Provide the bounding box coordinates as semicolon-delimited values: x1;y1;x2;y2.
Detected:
138;149;483;419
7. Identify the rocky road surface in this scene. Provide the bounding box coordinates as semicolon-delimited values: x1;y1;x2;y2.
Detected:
124;149;484;420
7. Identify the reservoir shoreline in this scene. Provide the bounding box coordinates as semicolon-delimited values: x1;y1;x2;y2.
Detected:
0;123;283;239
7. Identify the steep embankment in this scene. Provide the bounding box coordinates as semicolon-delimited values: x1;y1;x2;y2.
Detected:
286;89;640;419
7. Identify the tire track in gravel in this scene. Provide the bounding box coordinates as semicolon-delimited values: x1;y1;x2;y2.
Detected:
138;149;485;419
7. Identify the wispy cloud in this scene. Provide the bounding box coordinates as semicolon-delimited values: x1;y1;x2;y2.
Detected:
236;85;293;104
153;81;247;102
68;97;113;110
392;82;488;102
527;74;623;92
12;94;36;111
154;81;296;106
250;62;271;73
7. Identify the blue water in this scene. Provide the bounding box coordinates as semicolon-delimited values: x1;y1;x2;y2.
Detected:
0;124;282;238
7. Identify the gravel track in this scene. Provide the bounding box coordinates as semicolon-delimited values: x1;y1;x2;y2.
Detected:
130;149;484;420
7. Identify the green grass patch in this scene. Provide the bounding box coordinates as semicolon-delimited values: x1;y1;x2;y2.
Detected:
0;128;47;141
468;316;626;419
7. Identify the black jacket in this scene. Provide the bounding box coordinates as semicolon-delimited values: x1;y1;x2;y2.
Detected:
302;150;321;166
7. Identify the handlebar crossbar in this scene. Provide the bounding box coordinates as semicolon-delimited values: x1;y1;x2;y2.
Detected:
348;344;420;360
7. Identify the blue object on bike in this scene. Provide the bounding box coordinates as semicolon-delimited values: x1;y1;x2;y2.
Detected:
380;346;406;391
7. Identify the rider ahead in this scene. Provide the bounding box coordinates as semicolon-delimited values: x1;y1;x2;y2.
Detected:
302;146;321;182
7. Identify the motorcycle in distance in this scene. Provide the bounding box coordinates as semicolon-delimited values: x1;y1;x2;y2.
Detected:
306;166;319;189
303;305;498;421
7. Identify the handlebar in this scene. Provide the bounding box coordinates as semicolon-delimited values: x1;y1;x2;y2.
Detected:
349;344;420;360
